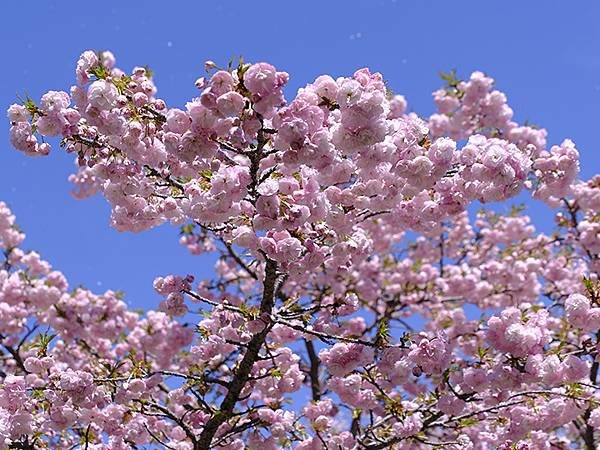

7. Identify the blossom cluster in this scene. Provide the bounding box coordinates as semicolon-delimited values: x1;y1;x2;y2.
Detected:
3;50;600;449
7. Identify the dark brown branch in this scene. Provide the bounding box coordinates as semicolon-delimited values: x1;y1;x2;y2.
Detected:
136;400;198;446
305;339;321;401
0;334;29;374
196;258;279;449
583;332;600;450
224;242;258;280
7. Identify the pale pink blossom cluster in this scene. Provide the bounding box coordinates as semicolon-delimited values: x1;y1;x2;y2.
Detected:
532;139;580;203
318;342;374;376
429;71;547;156
3;50;600;449
486;307;550;357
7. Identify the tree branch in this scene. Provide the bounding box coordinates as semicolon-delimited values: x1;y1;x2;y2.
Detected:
196;258;279;449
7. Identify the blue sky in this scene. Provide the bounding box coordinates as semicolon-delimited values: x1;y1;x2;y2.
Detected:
1;1;599;310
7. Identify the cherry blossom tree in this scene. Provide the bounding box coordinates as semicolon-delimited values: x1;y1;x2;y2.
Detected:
3;50;600;449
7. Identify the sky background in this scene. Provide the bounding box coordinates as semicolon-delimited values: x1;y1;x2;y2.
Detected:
1;0;599;311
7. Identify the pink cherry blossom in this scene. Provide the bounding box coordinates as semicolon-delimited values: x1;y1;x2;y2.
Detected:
3;50;600;449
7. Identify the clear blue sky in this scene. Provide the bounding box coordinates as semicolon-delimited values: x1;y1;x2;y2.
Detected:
1;1;599;310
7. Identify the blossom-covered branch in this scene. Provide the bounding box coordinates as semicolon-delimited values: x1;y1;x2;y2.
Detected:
2;50;599;449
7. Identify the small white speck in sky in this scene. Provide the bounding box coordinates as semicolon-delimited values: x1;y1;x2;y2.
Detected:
167;41;173;48
350;32;363;40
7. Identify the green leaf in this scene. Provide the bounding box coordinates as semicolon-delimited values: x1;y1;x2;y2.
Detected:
583;276;594;293
227;55;236;71
180;223;195;235
439;69;460;87
458;417;479;428
200;169;212;180
411;259;423;273
509;203;526;217
477;346;488;360
376;318;390;347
